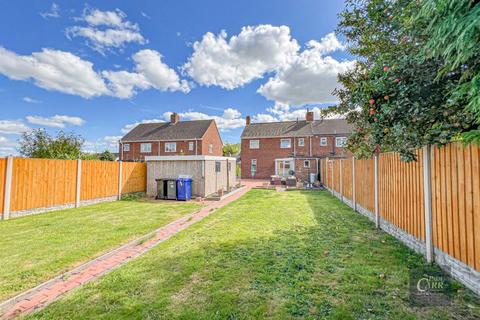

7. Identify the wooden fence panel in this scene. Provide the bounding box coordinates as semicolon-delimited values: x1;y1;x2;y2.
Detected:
431;143;480;270
10;158;77;212
333;160;341;193
0;158;6;215
379;151;425;240
80;160;119;201
327;161;333;189
122;162;146;194
355;158;375;212
320;159;326;184
342;159;353;200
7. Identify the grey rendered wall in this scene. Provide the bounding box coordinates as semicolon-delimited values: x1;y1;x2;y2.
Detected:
147;161;204;197
203;159;237;197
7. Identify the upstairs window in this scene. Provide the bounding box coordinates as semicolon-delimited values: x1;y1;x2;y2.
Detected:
165;142;176;152
209;144;213;154
298;138;305;147
320;137;328;146
335;137;348;147
249;140;260;149
140;143;152;153
123;144;130;152
188;141;194;151
280;139;291;148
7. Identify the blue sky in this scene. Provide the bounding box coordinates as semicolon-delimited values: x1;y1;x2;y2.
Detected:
0;0;353;155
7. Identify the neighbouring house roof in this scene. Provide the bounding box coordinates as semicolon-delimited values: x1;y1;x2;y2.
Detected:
241;119;353;138
121;120;213;142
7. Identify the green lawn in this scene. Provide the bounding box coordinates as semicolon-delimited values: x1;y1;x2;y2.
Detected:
0;198;200;301
30;190;479;319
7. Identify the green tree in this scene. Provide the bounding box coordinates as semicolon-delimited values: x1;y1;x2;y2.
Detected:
415;0;480;144
98;150;116;161
19;129;84;160
334;0;478;161
223;143;240;156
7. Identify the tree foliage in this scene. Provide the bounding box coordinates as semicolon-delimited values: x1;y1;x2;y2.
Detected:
19;129;84;160
335;0;479;161
223;143;240;156
98;150;116;161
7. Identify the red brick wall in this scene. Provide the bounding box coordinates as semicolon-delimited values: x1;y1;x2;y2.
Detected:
119;140;201;161
294;158;319;182
240;135;351;179
201;121;223;156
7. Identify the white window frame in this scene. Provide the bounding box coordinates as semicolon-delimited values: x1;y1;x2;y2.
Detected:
304;160;310;168
320;137;328;146
209;144;213;154
188;141;194;151
335;137;347;147
249;140;260;149
123;143;130;152
165;142;177;152
298;138;305;147
251;159;257;177
140;143;152;153
280;139;291;149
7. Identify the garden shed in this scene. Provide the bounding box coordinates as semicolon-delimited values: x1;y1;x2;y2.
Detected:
145;155;237;198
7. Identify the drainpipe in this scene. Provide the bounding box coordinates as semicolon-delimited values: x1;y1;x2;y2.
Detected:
158;141;160;156
195;140;198;155
293;137;296;156
119;141;123;161
309;136;312;157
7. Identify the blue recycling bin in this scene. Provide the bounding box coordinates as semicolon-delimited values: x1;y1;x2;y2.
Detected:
176;177;192;201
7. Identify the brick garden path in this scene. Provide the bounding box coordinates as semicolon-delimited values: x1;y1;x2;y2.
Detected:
0;180;265;319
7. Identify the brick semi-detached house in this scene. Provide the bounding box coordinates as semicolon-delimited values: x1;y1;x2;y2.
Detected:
119;113;222;161
240;111;353;181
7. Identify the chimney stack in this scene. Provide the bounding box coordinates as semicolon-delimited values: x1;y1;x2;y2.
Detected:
170;112;180;124
306;109;314;122
246;115;251;125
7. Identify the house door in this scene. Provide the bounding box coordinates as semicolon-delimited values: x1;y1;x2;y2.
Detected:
275;159;294;177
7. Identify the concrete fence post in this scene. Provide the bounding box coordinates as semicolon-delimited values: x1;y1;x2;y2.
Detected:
374;153;380;228
75;159;82;208
118;161;123;200
324;157;328;189
352;157;356;211
339;159;343;202
423;145;434;263
2;156;13;220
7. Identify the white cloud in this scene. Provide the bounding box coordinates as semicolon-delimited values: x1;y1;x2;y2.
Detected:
0;136;18;156
102;70;151;99
103;49;190;98
121;118;164;134
0;47;109;98
67;8;147;54
0;120;30;135
253;103;346;122
163;108;245;132
252;114;278;123
26;115;85;128
22;96;42;104
133;50;190;93
183;25;299;89
258;33;355;105
40;3;60;19
83;135;122;153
